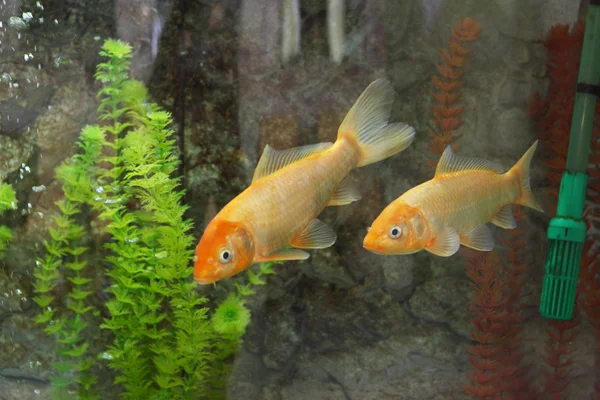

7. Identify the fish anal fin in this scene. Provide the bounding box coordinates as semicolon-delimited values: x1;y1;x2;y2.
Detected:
460;224;494;251
435;146;505;178
491;205;517;229
425;226;460;257
252;142;333;183
290;219;337;249
255;248;310;262
328;176;362;206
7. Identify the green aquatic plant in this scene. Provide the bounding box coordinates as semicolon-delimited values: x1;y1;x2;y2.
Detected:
32;128;103;399
235;261;279;296
212;294;251;337
0;182;17;257
33;38;252;399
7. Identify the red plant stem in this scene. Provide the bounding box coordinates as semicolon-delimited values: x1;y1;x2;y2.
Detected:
428;17;481;167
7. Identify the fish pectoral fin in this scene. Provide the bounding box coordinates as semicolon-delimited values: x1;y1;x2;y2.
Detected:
290;219;337;249
252;142;333;183
460;224;495;251
328;176;362;206
425;226;460;257
434;146;505;178
491;205;517;229
255;248;310;262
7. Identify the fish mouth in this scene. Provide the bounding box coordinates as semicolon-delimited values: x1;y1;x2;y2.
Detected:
194;275;217;285
363;238;385;255
363;239;420;256
364;247;386;255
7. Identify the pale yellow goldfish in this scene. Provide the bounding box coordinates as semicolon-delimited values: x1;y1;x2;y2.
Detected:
363;141;542;257
194;79;416;283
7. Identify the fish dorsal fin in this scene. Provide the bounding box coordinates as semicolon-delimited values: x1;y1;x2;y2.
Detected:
328;175;362;206
290;219;337;249
435;146;505;178
460;224;494;251
252;142;333;183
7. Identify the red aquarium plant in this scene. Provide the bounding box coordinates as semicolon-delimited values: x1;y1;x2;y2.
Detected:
428;17;481;167
464;250;535;399
528;21;585;210
542;317;579;397
427;17;535;398
426;17;532;398
464;252;506;398
495;207;537;399
529;18;600;399
576;102;600;399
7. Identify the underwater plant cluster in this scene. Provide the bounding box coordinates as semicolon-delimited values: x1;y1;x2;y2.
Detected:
29;39;258;399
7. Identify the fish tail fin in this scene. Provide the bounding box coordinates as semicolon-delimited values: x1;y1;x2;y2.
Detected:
508;140;543;212
337;79;416;167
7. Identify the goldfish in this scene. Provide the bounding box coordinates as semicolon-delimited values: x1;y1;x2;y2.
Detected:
194;79;416;283
363;141;543;257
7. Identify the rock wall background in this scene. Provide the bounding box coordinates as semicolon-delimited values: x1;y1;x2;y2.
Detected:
0;0;595;399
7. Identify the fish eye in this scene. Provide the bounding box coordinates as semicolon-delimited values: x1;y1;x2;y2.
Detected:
219;248;232;263
389;225;402;239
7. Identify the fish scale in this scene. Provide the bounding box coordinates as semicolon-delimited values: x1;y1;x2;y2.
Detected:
225;140;358;256
404;171;518;235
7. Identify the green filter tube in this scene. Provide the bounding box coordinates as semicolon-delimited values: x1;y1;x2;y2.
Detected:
539;3;600;320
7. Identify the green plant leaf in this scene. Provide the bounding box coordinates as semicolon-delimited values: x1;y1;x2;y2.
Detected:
248;270;265;286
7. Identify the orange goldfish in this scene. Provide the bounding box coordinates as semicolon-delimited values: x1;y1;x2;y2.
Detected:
194;79;416;284
363;141;543;257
